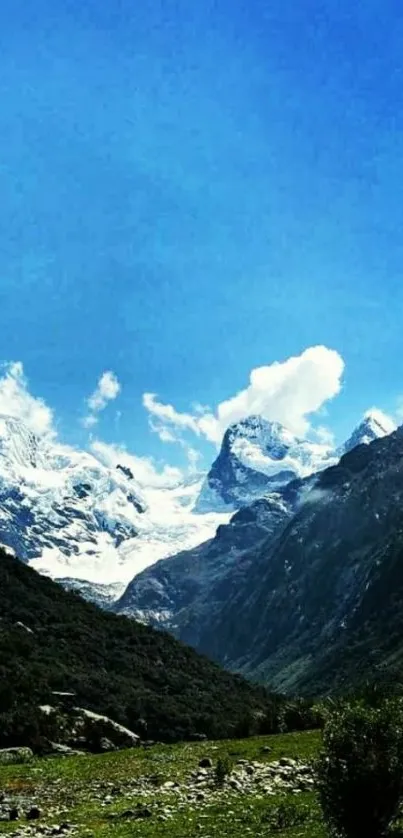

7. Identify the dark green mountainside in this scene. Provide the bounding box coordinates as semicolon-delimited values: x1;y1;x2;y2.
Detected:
0;548;283;744
188;428;403;694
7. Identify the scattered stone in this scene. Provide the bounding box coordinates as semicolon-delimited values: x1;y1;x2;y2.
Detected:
198;757;213;768
99;738;117;752
0;747;34;765
47;743;85;758
26;806;41;820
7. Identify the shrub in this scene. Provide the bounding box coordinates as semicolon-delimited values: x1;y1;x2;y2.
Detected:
316;699;403;838
263;799;310;831
214;756;232;787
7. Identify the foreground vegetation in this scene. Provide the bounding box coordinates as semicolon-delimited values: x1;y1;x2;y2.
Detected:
0;549;295;746
3;707;403;837
0;730;323;837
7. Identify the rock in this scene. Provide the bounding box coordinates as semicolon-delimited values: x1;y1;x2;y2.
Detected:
26;807;42;820
99;738;117;752
110;806;152;820
0;747;33;765
198;757;213;768
229;779;242;790
72;707;140;750
261;746;272;754
9;807;19;821
47;743;85;758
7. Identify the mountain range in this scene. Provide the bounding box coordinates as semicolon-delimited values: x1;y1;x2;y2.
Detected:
0;406;400;696
0;414;229;600
116;419;403;696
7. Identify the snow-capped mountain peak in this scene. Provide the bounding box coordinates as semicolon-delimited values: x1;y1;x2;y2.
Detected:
341;409;396;455
0;408;398;607
195;415;336;512
0;415;229;599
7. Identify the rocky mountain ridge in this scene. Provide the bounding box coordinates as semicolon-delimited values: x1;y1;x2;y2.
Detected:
0;409;395;619
115;415;403;694
176;428;403;693
195;411;394;513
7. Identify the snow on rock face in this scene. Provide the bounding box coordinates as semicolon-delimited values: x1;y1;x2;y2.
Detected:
196;416;336;512
0;416;229;599
0;417;148;585
341;410;396;455
0;410;396;608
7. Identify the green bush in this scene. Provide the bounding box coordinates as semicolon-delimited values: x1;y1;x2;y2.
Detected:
263;799;310;831
316;699;403;838
214;756;233;787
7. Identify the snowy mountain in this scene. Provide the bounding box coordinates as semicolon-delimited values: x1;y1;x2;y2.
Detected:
341;410;396;455
115;410;397;629
0;415;145;581
115;486;300;627
0;410;395;610
195;415;336;512
0;416;229;600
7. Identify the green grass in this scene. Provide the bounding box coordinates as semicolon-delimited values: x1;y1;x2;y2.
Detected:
0;731;325;837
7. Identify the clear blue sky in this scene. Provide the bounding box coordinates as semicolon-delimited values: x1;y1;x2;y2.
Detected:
1;0;402;465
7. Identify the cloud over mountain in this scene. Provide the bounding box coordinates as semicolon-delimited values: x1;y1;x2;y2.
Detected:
144;345;345;445
83;371;121;428
0;362;54;437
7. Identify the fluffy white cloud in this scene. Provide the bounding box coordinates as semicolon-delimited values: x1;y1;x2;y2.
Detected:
83;371;121;427
91;440;184;489
0;362;54;436
143;345;345;444
142;393;200;437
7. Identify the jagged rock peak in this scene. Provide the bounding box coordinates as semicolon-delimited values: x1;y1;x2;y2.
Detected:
342;409;396;455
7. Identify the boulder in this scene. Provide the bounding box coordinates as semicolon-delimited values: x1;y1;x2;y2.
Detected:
0;747;33;765
72;707;140;750
26;807;41;820
198;757;213;768
99;737;117;752
47;743;85;758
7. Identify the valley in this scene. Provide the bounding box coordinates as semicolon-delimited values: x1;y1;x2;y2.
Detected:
0;730;324;838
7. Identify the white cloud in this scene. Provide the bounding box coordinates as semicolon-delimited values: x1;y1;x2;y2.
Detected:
83;371;121;427
143;345;345;444
91;440;184;489
0;362;54;436
142;393;200;436
81;414;98;429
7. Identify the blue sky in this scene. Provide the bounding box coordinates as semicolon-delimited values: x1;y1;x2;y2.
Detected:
1;0;403;469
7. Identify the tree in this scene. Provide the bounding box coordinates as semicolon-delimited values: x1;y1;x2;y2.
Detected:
316;699;403;838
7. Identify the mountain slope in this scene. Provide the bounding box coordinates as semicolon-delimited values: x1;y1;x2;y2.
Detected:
0;416;228;599
0;547;281;743
0;416;146;575
115;481;303;631
116;412;396;637
186;430;403;694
